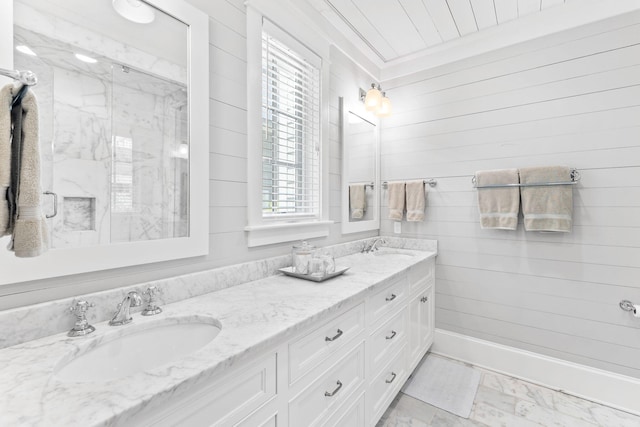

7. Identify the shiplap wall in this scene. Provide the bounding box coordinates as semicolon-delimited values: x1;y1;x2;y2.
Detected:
0;0;376;309
380;11;640;378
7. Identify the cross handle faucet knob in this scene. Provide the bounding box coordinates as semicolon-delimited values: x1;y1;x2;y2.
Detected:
67;299;96;337
142;286;163;316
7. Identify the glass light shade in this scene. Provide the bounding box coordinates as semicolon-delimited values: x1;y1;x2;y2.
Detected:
112;0;156;24
364;86;382;112
376;94;392;117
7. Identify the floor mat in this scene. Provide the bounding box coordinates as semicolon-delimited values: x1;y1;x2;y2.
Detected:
401;354;481;418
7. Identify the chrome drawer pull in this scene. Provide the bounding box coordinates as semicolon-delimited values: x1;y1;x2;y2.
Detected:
421;296;428;303
325;380;343;397
325;329;343;342
385;372;397;384
385;293;397;302
385;330;397;340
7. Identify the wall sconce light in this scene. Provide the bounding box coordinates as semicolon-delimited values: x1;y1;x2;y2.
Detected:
377;92;392;118
360;83;392;117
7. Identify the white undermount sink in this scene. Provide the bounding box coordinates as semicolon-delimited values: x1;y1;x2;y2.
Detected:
54;316;221;383
372;249;416;258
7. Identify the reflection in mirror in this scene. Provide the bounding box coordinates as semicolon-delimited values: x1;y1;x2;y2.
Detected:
12;0;188;247
346;111;375;222
340;97;380;234
0;0;209;285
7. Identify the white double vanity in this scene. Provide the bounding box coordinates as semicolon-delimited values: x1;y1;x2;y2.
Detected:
0;238;436;426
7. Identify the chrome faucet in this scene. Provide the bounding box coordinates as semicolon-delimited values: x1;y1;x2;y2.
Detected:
109;291;142;326
362;237;386;253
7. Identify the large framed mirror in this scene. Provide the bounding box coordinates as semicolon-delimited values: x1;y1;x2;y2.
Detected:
340;97;380;234
0;0;209;285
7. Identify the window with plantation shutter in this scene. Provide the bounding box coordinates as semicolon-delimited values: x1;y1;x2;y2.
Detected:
261;29;321;219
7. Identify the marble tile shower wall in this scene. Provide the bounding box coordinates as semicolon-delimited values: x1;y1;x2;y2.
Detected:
51;66;111;248
0;237;436;350
109;73;188;242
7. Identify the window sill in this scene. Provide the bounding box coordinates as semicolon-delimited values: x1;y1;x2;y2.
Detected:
245;220;333;247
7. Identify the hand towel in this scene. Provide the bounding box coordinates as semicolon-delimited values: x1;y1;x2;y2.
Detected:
0;85;12;236
520;166;573;233
475;169;520;230
8;89;24;235
349;184;366;219
406;180;425;222
9;89;49;257
387;181;405;221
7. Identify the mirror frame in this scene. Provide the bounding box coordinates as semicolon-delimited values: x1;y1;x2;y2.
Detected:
340;97;380;234
0;0;209;285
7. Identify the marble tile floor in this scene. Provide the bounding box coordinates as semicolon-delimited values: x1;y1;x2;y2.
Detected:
377;355;640;427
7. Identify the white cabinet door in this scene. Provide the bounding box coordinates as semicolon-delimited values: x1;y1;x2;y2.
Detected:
408;285;434;371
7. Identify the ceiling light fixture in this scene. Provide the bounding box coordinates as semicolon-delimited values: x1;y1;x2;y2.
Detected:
15;45;37;56
360;83;392;118
112;0;156;24
75;53;98;64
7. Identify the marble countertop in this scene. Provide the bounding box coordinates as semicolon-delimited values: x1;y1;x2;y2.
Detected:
0;247;435;427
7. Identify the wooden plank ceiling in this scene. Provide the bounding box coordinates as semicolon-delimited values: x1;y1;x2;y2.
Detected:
314;0;567;63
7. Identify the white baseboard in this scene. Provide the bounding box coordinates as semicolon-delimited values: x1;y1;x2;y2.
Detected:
431;329;640;416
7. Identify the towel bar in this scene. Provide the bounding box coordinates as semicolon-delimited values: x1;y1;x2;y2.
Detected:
472;169;580;189
350;182;374;189
382;179;437;189
620;300;636;313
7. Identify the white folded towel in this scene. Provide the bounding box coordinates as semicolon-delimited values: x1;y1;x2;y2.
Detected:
520;166;573;233
349;184;366;219
0;85;12;237
9;89;49;257
387;181;405;221
406;180;425;222
475;169;520;230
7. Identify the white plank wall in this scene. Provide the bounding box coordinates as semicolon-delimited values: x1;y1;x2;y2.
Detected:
0;1;375;309
380;11;640;378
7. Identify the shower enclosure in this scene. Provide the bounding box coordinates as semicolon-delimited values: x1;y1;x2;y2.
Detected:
13;25;189;249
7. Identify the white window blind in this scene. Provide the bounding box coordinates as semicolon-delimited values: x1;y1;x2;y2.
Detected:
261;25;321;219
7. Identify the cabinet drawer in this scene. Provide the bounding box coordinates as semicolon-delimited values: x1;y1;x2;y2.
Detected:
369;308;407;373
369;345;408;423
289;342;365;427
368;275;408;325
409;257;435;294
236;407;277;427
148;353;277;427
289;303;364;384
321;392;365;427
